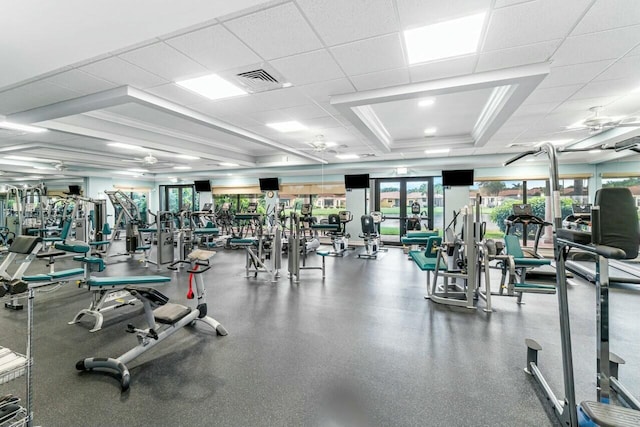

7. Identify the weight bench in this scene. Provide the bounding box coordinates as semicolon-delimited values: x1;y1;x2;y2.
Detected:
402;230;440;255
409;237;446;285
69;273;171;332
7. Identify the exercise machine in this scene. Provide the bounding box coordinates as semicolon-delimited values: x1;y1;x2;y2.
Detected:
425;195;492;312
507;143;640;427
357;211;387;259
76;249;227;390
327;211;353;256
288;212;328;283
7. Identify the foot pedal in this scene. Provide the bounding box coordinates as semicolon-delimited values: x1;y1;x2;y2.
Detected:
580;400;640;427
7;280;27;295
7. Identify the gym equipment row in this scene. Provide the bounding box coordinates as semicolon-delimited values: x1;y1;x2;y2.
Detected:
507;142;640;427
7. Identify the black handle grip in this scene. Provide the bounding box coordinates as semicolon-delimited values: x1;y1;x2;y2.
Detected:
167;259;190;270
188;265;211;274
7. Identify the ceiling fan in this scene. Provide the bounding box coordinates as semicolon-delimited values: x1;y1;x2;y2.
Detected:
54;161;67;171
122;153;173;166
568;106;640;134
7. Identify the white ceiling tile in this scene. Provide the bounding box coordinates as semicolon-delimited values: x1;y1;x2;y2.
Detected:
350;68;410;91
79;57;168;89
165;25;262;72
522;84;583;104
247;109;295;125
494;0;535;8
119;42;208;81
144;83;216;106
0;81;80;115
396;0;491;28
628;44;640;56
45;69;116;94
224;3;323;60
511;102;561;117
483;0;592;51
298;78;355;102
249;87;311;111
476;40;560;72
330;33;405;76
278;103;331;120
571;77;639;100
270;50;345;86
593;55;640;82
297;0;398;46
572;0;640;35
304;116;344;130
552;96;622;113
409;55;476;82
538;60;612;88
551;25;640;66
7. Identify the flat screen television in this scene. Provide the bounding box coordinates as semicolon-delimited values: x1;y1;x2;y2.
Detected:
344;174;370;189
68;185;81;195
194;180;211;192
259;177;280;191
442;169;474;186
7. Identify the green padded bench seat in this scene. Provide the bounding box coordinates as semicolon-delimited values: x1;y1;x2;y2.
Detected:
87;275;171;287
409;251;446;271
514;282;555;292
317;250;330;256
89;240;110;246
138;228;157;233
21;267;85;282
55;242;90;253
22;274;52;282
512;258;551;266
230;238;256;245
401;231;439;245
194;228;220;235
49;268;85;280
311;224;339;230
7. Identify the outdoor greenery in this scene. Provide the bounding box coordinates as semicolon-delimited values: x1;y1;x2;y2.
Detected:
490;196;574;234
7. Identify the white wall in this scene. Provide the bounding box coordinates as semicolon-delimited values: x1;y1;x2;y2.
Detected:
346;188;367;243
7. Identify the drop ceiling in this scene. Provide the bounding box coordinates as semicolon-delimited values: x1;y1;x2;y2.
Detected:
0;0;639;182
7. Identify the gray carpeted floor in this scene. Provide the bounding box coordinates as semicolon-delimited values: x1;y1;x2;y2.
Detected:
1;243;639;426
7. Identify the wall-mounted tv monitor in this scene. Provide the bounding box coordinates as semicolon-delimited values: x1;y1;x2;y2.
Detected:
68;185;81;195
344;174;370;189
194;180;211;192
259;177;280;191
442;169;474;186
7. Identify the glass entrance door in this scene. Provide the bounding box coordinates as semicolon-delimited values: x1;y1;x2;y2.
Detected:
375;178;435;244
377;181;401;243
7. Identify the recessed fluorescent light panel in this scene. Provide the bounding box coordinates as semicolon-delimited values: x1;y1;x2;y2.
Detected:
424;127;437;135
335;154;360;160
219;162;239;167
418;99;435;107
0;121;48;133
127;168;148;172
404;12;486;64
424;148;450;154
108;142;146;151
397;167;408;175
266;121;307;133
176;74;247;101
176;154;200;160
173;166;192;170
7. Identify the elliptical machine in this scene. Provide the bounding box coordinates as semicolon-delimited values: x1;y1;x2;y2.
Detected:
358;211;386;259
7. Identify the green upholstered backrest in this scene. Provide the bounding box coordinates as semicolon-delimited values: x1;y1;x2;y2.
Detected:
424;236;442;258
504;235;524;259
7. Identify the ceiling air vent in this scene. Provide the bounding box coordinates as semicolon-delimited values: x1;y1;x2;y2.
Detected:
235;68;282;93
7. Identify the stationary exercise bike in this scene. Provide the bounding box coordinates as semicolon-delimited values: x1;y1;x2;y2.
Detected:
328;211;352;256
76;249;228;390
358;211;386;259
